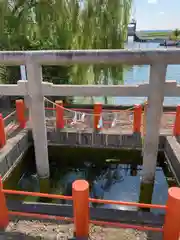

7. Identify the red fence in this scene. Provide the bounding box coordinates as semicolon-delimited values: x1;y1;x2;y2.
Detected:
1;177;180;239
0;99;26;148
47;101;180;135
1;99;180;149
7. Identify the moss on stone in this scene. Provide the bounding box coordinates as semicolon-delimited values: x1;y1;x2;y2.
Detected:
139;182;154;212
48;146;143;165
39;177;50;193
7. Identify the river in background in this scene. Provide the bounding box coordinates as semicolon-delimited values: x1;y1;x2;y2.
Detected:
75;38;180;106
122;38;180;106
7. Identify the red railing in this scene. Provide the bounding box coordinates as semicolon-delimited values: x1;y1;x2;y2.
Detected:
45;106;176;129
0;100;26;148
50;101;180;135
0;99;180;149
3;110;19;137
1;178;180;239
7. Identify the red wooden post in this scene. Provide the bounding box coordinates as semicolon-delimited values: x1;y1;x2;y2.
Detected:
0;114;6;148
16;99;26;128
55;100;64;129
164;187;180;240
72;180;89;238
173;105;180;136
133;104;142;133
94;103;102;130
0;177;9;228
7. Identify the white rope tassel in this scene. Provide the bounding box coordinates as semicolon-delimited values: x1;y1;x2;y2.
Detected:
70;112;87;131
111;113;117;128
81;113;85;122
71;111;77;126
97;115;103;129
129;112;133;123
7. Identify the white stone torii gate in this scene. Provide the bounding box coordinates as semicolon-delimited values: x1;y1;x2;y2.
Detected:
0;49;180;190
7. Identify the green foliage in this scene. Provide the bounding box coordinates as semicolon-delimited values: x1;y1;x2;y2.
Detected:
171;28;180;40
0;0;132;101
173;29;180;38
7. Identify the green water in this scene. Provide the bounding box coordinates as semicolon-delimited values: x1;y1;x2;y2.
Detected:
4;146;177;214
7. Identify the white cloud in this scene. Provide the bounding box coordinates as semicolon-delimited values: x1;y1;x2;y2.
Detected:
148;0;157;3
159;11;165;15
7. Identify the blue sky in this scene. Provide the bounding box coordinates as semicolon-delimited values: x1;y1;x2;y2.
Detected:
134;0;180;30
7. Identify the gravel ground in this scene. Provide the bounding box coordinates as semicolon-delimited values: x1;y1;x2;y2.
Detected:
0;219;162;240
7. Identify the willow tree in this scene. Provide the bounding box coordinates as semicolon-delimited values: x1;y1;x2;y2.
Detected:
77;0;132;103
0;0;77;86
0;0;132;103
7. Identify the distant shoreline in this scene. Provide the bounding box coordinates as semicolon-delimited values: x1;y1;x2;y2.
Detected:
137;29;172;33
138;31;172;39
134;30;180;42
